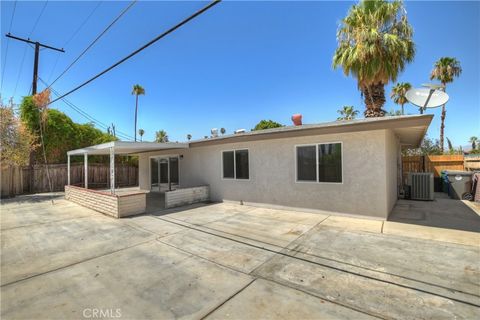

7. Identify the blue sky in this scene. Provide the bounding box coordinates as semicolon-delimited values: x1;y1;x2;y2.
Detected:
1;1;479;145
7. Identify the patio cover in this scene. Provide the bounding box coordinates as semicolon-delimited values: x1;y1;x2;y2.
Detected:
67;141;189;156
66;141;188;194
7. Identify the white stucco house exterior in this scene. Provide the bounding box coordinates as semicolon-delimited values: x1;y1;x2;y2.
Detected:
66;114;433;219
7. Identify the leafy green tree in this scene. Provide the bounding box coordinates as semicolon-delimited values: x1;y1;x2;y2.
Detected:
403;135;442;156
430;57;462;152
132;84;145;142
19;95;116;164
333;0;415;117
337;106;359;120
390;82;412;115
155;130;169;143
252;120;283;131
0;103;36;166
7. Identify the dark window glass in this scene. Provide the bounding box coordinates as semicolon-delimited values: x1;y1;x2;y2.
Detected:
235;149;249;179
318;143;342;183
297;146;317;181
169;157;179;184
159;159;168;183
223;151;235;178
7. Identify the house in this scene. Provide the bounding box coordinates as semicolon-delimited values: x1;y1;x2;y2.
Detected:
65;114;433;219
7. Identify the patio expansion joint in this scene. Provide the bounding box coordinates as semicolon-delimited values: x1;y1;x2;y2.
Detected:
0;215;94;232
0;238;156;288
154;215;480;308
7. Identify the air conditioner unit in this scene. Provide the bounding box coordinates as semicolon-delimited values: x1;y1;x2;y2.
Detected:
407;172;434;200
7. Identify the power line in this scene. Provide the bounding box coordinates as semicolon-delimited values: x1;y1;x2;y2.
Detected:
12;0;49;97
38;76;135;141
0;0;17;92
48;0;136;88
63;1;102;48
47;0;221;106
46;1;102;82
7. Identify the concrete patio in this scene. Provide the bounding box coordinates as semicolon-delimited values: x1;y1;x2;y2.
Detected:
1;193;479;319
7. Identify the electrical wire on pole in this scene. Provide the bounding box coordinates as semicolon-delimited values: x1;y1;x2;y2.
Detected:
48;0;137;88
12;0;49;97
47;0;221;106
1;0;18;93
47;1;103;82
38;76;135;141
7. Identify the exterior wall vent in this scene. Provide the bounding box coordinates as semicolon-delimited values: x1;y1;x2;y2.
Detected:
407;172;434;200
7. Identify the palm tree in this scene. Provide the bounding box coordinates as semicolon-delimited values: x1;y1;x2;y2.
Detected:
337;106;359;120
132;84;145;142
187;134;192;141
333;0;415;117
470;136;478;150
155;130;168;143
390;82;412;115
138;129;145;142
220;128;226;135
430;57;462;152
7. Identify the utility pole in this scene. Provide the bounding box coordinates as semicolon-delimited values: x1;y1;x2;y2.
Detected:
6;33;64;95
5;33;64;193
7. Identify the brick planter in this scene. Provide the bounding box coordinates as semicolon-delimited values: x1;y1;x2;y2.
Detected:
65;185;146;218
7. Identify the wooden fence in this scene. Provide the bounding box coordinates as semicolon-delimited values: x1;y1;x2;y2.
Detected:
402;155;465;179
1;163;138;198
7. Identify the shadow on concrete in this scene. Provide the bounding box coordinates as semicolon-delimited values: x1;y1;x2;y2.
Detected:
145;192;216;216
389;193;480;233
0;192;64;205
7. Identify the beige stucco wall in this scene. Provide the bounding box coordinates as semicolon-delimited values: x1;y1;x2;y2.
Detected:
138;129;398;218
384;129;400;216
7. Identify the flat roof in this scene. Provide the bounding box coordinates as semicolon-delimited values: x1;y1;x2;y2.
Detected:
67;141;189;156
67;115;433;156
189;114;434;148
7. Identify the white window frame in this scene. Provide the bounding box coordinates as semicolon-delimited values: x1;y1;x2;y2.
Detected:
221;148;250;181
294;141;343;184
148;154;181;190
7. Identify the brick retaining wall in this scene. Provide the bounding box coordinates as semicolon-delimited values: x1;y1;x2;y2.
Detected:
65;185;146;218
165;186;209;209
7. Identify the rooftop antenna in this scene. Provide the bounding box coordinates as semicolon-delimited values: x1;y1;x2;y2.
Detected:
405;86;449;114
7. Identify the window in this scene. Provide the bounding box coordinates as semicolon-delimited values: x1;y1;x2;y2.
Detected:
222;149;249;179
296;143;342;183
297;146;316;181
318;143;342;183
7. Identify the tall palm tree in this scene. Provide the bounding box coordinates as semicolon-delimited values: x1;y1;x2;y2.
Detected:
430;57;462;152
470;136;478;150
132;84;145;142
333;0;415;117
390;82;412;115
155;130;168;143
138;129;145;142
337;106;359;120
187;134;192;141
220;128;226;135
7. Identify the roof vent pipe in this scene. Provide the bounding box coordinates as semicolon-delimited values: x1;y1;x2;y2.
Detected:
291;114;302;126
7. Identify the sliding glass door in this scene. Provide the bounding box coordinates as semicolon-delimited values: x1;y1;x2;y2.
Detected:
150;156;179;192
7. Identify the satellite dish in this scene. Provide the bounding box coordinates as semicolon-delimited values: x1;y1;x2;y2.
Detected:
405;88;449;109
421;83;445;90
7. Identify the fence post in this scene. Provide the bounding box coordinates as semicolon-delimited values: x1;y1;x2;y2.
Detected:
84;153;88;189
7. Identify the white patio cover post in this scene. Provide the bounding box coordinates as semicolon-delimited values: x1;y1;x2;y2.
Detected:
110;146;115;195
84;153;88;189
67;155;70;185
